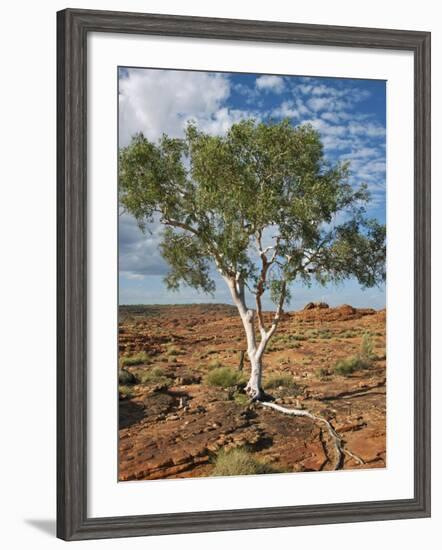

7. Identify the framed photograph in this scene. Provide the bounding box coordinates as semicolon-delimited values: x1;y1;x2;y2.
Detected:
57;8;431;541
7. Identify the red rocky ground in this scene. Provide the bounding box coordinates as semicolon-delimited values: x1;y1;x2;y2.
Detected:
118;303;386;480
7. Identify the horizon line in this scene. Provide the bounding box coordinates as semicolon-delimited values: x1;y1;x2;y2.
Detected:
118;302;386;312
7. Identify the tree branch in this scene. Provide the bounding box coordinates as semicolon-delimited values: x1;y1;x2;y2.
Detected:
255;233;282;335
267;279;287;339
163;215;234;277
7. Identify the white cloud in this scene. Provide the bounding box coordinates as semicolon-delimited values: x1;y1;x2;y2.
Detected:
307;96;330;112
256;75;285;93
272;101;301;119
272;98;311;120
310;84;333;96
321;111;340;124
119;69;232;146
119;214;169;279
195;107;258;135
342;147;379;160
348;121;386;138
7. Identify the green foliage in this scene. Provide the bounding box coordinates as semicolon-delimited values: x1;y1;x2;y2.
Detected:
233;392;250;406
119;385;134;399
263;373;296;389
161;228;215;294
305;328;333;340
205;367;245;388
334;356;370;376
276;333;305;344
339;329;359;339
207;359;224;370
120;351;151;367
360;332;375;361
137;366;172;386
289;333;307;341
212;448;279;476
333;333;375;375
119;119;385;303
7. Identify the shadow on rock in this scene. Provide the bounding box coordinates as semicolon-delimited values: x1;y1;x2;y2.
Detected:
119;399;146;429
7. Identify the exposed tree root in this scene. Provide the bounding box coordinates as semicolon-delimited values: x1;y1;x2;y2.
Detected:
259;401;365;470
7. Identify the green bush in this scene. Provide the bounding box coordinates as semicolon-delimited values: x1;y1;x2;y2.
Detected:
334;356;371;376
207;358;223;370
263;373;296;389
277;333;306;343
119;385;134;399
233;392;249;406
333;333;375;376
206;366;245;388
120;351;151;367
137;366;172;386
212;448;279;476
360;332;375;361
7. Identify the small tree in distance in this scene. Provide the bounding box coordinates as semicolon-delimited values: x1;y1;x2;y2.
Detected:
119;119;385;401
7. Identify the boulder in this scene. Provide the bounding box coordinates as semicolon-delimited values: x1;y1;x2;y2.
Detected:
303;301;329;310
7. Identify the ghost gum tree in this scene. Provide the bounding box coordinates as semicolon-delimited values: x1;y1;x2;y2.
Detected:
119;119;386;401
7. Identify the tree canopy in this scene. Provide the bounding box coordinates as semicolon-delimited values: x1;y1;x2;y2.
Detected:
119;119;385;312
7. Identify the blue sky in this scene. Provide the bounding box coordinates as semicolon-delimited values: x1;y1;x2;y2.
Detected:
118;68;386;310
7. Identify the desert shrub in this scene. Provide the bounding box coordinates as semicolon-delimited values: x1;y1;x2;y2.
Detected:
207;358;223;370
276;333;305;344
290;333;306;341
165;345;182;356
137;366;172;386
119;385;134;399
334;356;359;375
206;367;245;388
334;356;371;376
266;342;284;352
339;330;357;339
263;373;296;389
118;368;136;385
333;333;375;376
212;448;279;476
233;392;249;406
360;332;375;361
120;351;151;367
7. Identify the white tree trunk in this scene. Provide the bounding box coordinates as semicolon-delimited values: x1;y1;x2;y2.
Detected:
223;276;272;400
245;350;264;400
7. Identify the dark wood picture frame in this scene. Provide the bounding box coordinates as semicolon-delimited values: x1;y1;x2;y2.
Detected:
57;8;431;541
